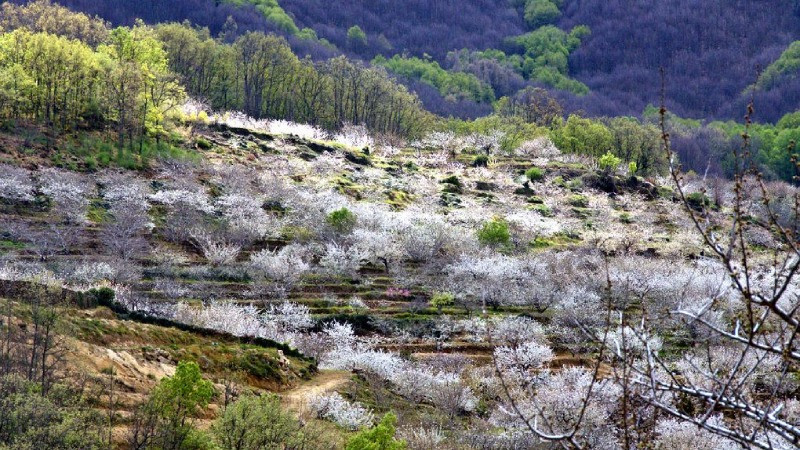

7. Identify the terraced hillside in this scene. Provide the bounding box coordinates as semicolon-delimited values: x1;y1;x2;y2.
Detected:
2;115;798;447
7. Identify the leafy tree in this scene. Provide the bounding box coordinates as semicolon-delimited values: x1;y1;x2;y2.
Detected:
524;0;561;29
430;292;455;313
347;25;368;47
757;41;800;91
129;361;215;450
345;413;406;450
374;54;494;103
598;151;621;174
551;114;612;157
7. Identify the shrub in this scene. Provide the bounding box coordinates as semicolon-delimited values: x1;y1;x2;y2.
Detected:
309;392;374;431
326;208;357;233
628;161;638;175
533;204;554;217
686;192;712;211
471;155;489;167
568;194;589;208
430;292;455;313
195;137;213;150
346;413;406;450
598;151;622;173
213;394;319;450
440;175;462;188
525;167;545;181
477;218;511;247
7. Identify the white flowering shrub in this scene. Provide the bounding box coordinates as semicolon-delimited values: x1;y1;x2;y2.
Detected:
494;341;554;384
173;302;265;338
308;392;374;430
180;98;210;122
262;301;314;333
350;229;400;269
268;119;328;141
447;255;528;309
249;244;310;297
0;164;35;202
654;416;735;450
38;168;92;222
150;188;214;214
68;261;115;284
100;171;150;211
319;243;363;278
189;228;241;265
333;123;372;149
491;367;621;448
216;193;277;242
214;111;269;131
397;215;455;262
515;136;561;159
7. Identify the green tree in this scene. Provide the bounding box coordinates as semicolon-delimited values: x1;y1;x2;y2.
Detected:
345;413;406;450
524;0;561;28
551;114;613;157
214;394;310;450
129;361;215;450
598;151;622;174
430;292;455;313
347;26;368;47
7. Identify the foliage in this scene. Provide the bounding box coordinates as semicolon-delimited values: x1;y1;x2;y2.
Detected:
523;0;561;28
226;0;299;34
525;167;545;181
373;55;495;103
598;151;621;173
0;375;105;449
551;115;613;157
326;208;357;233
345;413;406;450
430;292;455;312
347;25;367;46
505;26;590;95
129;361;215;450
477;218;511;247
213;394;327;449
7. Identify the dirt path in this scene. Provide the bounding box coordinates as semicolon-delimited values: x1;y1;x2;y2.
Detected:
281;370;351;413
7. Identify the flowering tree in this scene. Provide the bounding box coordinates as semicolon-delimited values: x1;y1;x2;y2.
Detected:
249;244;310;299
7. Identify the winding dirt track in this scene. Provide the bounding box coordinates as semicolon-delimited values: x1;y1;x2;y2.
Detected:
281;370;351;413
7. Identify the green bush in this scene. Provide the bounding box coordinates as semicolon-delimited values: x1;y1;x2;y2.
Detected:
477;218;511;247
430;292;455;313
568;194;589;207
472;155;489;167
524;0;561;28
525;167;545;181
598;151;621;173
628;161;638;175
685;192;712;211
326;208;357;233
440;175;462;187
533;204;553;217
129;361;215;450
195;137;213;150
346;413;406;450
213;394;322;449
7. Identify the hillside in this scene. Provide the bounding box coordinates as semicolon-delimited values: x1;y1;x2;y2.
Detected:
0;1;799;449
